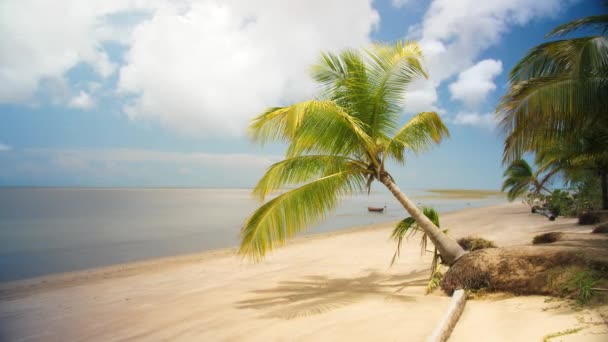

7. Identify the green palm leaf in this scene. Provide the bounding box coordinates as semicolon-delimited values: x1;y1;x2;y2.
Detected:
546;14;608;37
253;155;369;201
240;171;366;260
390;207;440;265
384;111;449;164
498;12;608;163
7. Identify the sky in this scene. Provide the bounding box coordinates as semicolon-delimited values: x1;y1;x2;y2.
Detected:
0;0;604;189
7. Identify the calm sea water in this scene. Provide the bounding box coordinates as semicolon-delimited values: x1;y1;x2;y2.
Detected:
0;188;505;282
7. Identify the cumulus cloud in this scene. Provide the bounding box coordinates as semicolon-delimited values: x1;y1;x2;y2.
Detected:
449;59;503;108
0;143;11;152
118;0;379;135
403;79;444;114
451;111;497;129
406;0;567;115
68;91;95;109
0;0;573;133
0;0;150;103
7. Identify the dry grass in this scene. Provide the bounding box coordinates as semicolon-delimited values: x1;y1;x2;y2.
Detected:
457;237;497;251
593;224;608;234
533;232;564;245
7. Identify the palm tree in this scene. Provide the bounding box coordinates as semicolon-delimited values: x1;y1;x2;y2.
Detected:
497;13;608;162
501;159;557;201
239;41;466;265
536;127;608;209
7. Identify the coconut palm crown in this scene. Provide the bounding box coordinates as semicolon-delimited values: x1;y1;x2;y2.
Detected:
501;159;556;201
239;41;466;265
497;13;608;162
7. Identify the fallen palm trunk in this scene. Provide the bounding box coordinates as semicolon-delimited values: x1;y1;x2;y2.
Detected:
427;289;466;342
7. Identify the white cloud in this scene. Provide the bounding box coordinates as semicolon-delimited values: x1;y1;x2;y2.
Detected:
0;0;573;133
449;59;503;108
0;1;378;136
403;79;444;114
0;143;11;152
0;1;148;103
68;91;95;109
407;0;567;114
451;111;497;129
118;0;379;136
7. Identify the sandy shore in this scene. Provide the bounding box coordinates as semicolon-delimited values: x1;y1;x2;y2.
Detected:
1;202;607;341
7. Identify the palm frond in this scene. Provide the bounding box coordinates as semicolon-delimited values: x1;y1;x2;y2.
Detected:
253;155;369;201
501;159;535;201
240;171;366;260
364;41;427;137
384;112;449;164
547;14;608;37
499;34;608;162
390;207;440;265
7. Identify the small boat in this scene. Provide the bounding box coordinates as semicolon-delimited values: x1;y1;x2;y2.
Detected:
368;206;385;213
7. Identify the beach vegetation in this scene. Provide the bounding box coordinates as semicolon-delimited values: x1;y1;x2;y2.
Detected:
501;159;555;201
542;327;584;342
456;237;497;251
497;11;608;209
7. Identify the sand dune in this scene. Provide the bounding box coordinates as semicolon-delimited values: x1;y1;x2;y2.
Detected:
1;203;607;341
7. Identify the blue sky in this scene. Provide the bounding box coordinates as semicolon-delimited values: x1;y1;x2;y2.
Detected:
0;0;604;189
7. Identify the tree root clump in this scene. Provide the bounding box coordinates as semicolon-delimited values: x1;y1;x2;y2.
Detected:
441;246;608;297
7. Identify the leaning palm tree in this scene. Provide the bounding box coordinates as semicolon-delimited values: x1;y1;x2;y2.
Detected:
239;41;466;265
501;159;557;201
497;13;608;162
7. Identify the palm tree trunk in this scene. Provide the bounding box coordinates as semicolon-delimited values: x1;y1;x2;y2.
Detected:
601;169;608;210
380;174;467;265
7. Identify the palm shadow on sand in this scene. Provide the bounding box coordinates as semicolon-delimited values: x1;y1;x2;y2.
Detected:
235;269;430;319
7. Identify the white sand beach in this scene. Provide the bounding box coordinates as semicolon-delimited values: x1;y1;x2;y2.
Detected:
1;202;607;341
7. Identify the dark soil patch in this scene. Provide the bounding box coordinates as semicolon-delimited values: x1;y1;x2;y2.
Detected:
457;237;497;251
533;232;563;244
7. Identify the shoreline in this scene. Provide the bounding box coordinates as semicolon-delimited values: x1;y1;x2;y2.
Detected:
4;202;604;341
0;219;398;300
0;202;509;299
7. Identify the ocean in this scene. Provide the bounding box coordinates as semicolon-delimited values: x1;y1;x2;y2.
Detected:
0;188;505;282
